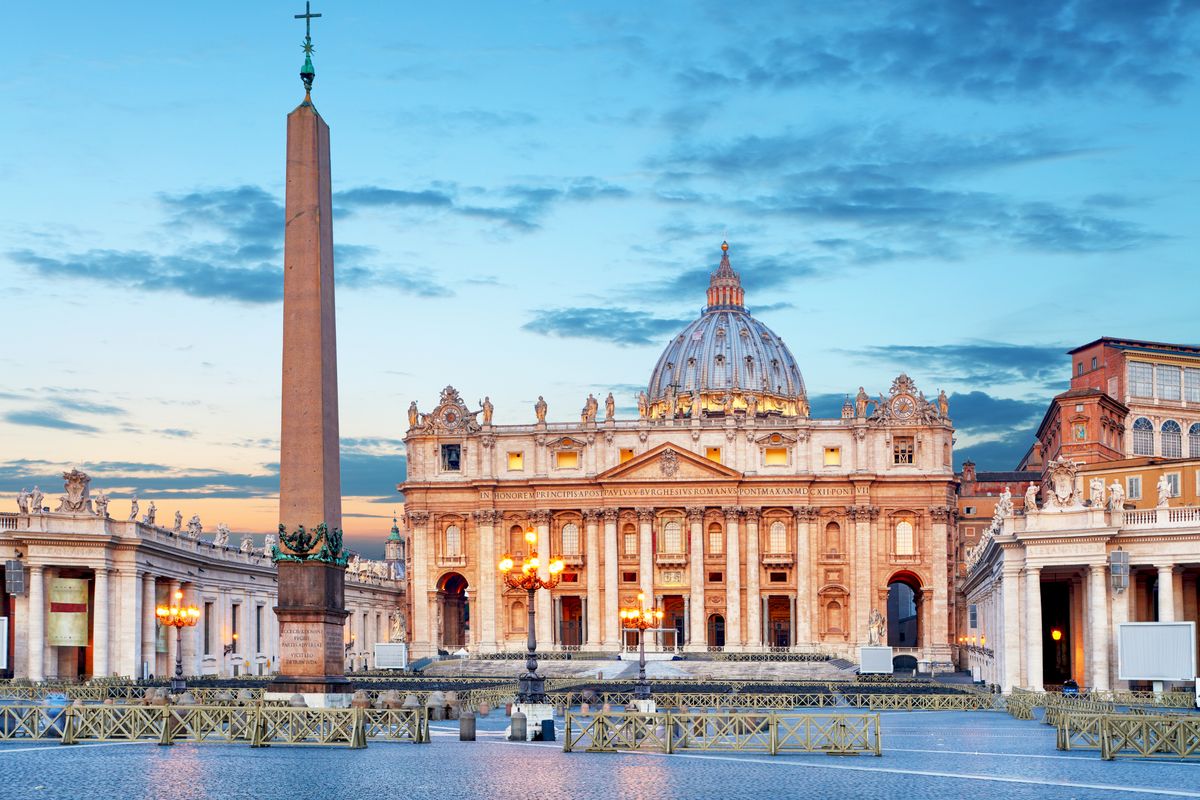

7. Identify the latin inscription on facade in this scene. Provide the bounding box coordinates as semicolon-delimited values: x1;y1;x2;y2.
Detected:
482;485;856;502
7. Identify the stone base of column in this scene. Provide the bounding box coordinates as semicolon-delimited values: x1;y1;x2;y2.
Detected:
273;561;350;699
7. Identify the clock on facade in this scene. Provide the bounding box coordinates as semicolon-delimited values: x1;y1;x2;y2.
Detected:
891;394;916;419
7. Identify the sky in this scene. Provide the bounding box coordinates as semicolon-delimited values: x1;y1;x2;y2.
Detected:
2;1;1198;558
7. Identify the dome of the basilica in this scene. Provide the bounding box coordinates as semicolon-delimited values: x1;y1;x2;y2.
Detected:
643;243;808;420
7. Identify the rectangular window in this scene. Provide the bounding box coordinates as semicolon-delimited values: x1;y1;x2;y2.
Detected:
230;604;240;653
823;447;841;466
708;571;724;583
764;447;788;466
1165;472;1181;497
1127;475;1142;500
705;446;722;463
1186;368;1200;403
1091;356;1098;370
892;436;914;465
555;451;579;469
963;506;976;516
1157;364;1181;400
623;532;637;555
621;571;637;583
561;572;579;583
708;529;723;555
769;572;788;583
561;523;580;555
1129;362;1154;398
619;448;635;463
661;521;683;553
968;604;977;629
203;601;214;655
255;606;263;653
1077;362;1084;376
440;444;461;471
506;451;524;471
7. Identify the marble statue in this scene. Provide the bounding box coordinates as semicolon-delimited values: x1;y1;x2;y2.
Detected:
30;486;43;514
663;385;676;417
128;497;139;521
855;387;869;418
797;392;810;418
534;395;547;423
604;392;615;422
1024;484;1038;512
691;390;702;420
1089;477;1106;508
54;471;90;514
996;486;1013;517
407;401;419;428
94;490;109;518
16;488;29;514
263;532;278;553
389;610;408;643
173;510;183;532
745;393;757;417
142;501;156;526
239;535;255;553
348;553;363;575
187;514;203;538
937;389;949;418
637;391;649;420
480;396;493;425
214;523;231;548
867;608;886;647
1157;474;1172;508
723;392;734;415
1108;480;1125;511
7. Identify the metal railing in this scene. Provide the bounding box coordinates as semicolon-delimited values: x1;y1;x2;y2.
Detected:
563;710;882;756
1052;710;1200;761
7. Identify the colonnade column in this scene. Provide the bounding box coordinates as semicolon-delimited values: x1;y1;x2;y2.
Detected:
93;567;110;678
1001;562;1022;693
1024;565;1042;690
930;507;951;657
119;568;141;678
1110;573;1130;690
142;574;157;680
474;510;498;653
794;507;813;646
27;565;45;681
533;510;552;648
686;507;705;651
1089;564;1112;691
637;508;655;606
852;506;875;645
407;512;431;656
1157;565;1176;621
602;509;619;648
744;507;761;649
723;507;742;649
583;509;602;649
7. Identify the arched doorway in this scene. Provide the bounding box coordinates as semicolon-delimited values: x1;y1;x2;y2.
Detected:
886;573;921;648
893;654;918;672
706;613;725;648
437;572;469;651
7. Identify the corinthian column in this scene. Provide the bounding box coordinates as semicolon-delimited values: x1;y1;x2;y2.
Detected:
1025;564;1043;690
407;511;431;656
724;507;742;649
794;507;814;646
686;507;705;651
744;507;761;649
1001;562;1022;693
28;566;45;681
637;508;655;604
1089;563;1111;691
93;567;110;678
473;510;498;653
583;509;602;648
930;506;951;658
602;509;619;648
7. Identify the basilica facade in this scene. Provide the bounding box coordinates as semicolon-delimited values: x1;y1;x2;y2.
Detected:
401;244;957;664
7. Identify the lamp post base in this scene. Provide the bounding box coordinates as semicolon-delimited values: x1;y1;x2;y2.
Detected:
510;702;554;740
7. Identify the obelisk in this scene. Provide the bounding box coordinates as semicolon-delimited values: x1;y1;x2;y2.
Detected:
269;5;351;705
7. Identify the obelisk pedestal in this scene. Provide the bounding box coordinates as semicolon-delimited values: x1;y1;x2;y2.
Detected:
268;83;351;707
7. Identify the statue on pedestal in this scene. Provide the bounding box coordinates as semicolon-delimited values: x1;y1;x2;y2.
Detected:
186;514;203;539
30;486;44;514
173;510;183;532
128;497;139;521
214;523;231;548
1024;484;1038;512
93;490;109;518
1088;478;1106;508
534;395;547;423
240;535;255;553
480;396;493;426
142;501;156;526
604;392;615;422
855;387;869;418
389;610;408;643
937;389;949;418
637;391;649;420
1108;480;1125;511
867;608;886;647
1157;474;1172;508
407;401;419;429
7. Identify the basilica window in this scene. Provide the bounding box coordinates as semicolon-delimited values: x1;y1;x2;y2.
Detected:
1127;475;1142;500
444;525;462;558
1164;472;1181;498
768;521;787;554
555;450;580;469
561;523;580;556
1157;365;1182;401
708;522;724;555
764;447;788;466
661;519;683;553
1132;418;1154;456
894;520;915;556
1129;362;1153;398
823;447;841;467
441;444;461;471
1162;420;1182;458
507;451;524;471
1189;423;1200;458
509;525;525;555
619;448;635;463
706;446;722;463
892;437;914;465
623;524;637;556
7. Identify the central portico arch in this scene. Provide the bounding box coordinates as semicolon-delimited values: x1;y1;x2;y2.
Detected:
437;572;469;652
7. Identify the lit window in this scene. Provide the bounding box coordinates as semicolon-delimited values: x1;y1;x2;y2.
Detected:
768;521;787;554
705;446;722;463
619;448;635;463
1132;417;1154;456
708;522;723;555
440;444;461;471
1129;362;1154;398
1162;420;1182;458
1165;472;1181;498
1157;365;1182;401
444;525;462;557
1127;475;1142;500
893;436;914;465
555;451;579;469
1186;369;1200;403
895;520;914;556
1189;423;1200;458
823;447;841;466
765;447;788;466
507;451;524;471
662;520;683;553
561;523;580;555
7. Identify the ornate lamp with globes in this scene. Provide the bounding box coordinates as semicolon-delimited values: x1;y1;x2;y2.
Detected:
156;590;200;694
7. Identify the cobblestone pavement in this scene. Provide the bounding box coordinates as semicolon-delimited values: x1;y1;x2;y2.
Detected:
1;711;1197;800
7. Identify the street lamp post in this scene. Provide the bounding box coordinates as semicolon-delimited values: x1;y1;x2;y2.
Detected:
498;528;564;703
155;589;200;694
620;592;664;702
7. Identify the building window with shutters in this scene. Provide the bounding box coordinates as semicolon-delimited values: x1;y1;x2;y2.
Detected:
893;436;914;465
707;522;723;555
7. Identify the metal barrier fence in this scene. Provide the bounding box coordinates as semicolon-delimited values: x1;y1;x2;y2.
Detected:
563;710;881;756
549;691;999;712
1053;710;1200;761
0;704;428;748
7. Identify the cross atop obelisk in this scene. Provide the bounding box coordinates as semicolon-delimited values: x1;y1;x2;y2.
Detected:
294;2;321;99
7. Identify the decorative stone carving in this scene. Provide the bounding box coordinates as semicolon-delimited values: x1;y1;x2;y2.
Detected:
867;607;885;646
581;393;598;424
1108;480;1125;511
930;506;953;523
479;434;495;449
142;501;156;525
406;510;430;526
740;506;760;523
1089;477;1106;508
186;514;203;538
638;430;649;443
271;522;349;567
722;506;742;521
635;507;656;523
1024;484;1039;512
1157;474;1172;508
263;531;278;553
417;385;481;434
407;401;419;429
16;488;29;514
659;448;679;477
530;509;552;526
472;509;499;524
1044;457;1080;509
214;523;231;548
867;374;939;426
855;387;869;418
240;535;255;553
937;389;949;418
995;486;1013;518
389;610;408;643
685;506;705;522
54;470;92;514
128;496;139;521
602;508;620;523
637;391;649;420
93;490;110;518
29;486;44;514
582;508;605;522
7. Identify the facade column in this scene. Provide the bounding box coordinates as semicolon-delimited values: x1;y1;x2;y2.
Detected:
723;507;742;649
473;510;498;653
1089;563;1111;691
930;507;951;658
1025;564;1043;690
533;510;553;648
1110;574;1131;690
142;574;157;680
602;509;619;649
93;567;110;679
1157;565;1176;621
583;509;602;649
408;512;431;656
119;568;141;679
637;508;655;606
1001;562;1022;693
686;507;705;651
794;508;813;646
27;565;45;681
852;506;876;646
744;508;762;649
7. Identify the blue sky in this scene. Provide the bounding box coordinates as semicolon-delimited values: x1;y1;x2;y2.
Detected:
2;1;1198;556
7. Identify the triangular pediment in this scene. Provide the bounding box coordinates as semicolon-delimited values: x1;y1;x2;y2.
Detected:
597;442;742;481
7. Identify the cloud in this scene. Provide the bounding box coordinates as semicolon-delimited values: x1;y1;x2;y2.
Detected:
3;410;100;433
678;1;1199;100
840;341;1068;389
955;430;1037;472
522;307;693;346
630;247;819;302
0;459;277;498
